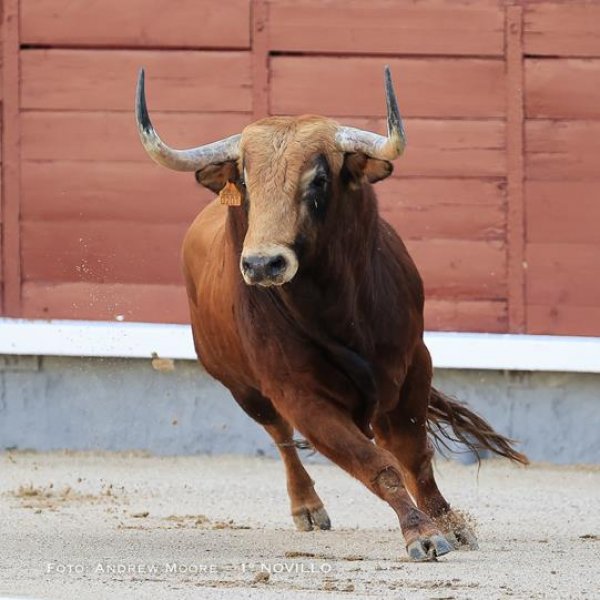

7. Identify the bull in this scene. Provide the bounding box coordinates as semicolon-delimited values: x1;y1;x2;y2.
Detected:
135;66;527;561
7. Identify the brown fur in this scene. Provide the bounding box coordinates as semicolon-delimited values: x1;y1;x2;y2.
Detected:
185;115;527;554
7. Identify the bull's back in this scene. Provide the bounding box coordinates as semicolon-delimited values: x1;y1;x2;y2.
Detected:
182;200;254;387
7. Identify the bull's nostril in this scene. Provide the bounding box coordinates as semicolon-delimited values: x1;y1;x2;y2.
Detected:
241;258;252;274
266;255;287;277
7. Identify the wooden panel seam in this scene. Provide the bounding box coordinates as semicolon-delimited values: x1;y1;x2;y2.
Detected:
2;0;21;316
506;5;525;333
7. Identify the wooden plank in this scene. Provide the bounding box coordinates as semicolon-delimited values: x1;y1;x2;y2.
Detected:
406;239;506;300
22;112;504;177
252;0;269;120
526;181;600;245
21;49;252;112
22;282;189;324
526;120;600;180
528;304;600;337
524;3;600;58
379;178;505;241
268;0;504;57
21;221;189;285
21;291;508;333
526;243;600;306
21;111;251;162
506;5;526;333
22;165;506;238
21;231;507;307
340;118;506;177
270;57;506;118
21;0;251;49
384;202;504;242
425;299;507;333
1;0;21;315
21;161;209;224
379;177;505;206
526;58;600;119
21;251;508;329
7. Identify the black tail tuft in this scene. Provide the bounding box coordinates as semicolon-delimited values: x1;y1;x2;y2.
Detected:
427;387;529;465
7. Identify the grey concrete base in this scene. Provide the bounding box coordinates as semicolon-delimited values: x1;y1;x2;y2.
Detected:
433;369;600;464
0;355;598;463
0;355;271;457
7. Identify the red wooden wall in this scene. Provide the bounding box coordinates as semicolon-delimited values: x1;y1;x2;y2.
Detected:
1;0;599;336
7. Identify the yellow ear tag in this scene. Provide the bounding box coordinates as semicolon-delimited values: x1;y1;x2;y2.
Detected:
219;181;242;206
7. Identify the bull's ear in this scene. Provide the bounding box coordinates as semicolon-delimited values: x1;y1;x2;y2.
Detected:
341;153;393;185
364;158;393;183
194;161;239;194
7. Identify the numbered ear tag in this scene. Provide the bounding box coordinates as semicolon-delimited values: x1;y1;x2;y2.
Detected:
218;181;242;206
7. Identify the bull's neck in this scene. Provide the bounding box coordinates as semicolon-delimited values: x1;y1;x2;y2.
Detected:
310;181;381;294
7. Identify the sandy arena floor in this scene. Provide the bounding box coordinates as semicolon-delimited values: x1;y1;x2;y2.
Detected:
0;451;598;599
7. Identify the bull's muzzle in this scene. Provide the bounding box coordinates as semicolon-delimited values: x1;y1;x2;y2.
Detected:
240;246;298;287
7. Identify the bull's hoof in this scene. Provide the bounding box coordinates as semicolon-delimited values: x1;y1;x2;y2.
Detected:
407;534;453;561
292;506;331;531
436;511;479;551
445;525;479;551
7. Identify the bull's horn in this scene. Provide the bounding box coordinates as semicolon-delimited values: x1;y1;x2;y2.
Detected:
135;68;241;171
335;65;406;160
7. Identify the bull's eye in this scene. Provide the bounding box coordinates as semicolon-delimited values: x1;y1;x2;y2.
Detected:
312;174;327;190
305;174;329;220
302;154;331;221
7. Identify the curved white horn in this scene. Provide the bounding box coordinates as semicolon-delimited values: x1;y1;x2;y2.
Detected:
135;68;241;172
335;65;406;160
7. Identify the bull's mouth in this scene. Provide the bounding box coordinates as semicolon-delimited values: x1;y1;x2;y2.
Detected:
245;277;286;288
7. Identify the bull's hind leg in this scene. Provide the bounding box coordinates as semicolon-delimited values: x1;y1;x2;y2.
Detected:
373;343;478;550
231;387;330;531
279;394;452;561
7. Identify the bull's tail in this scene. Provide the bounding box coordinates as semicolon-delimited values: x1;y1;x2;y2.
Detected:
427;387;529;465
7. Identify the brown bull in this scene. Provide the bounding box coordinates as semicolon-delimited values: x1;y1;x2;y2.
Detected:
135;66;527;561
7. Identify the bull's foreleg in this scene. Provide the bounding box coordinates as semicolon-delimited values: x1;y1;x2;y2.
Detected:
279;394;453;561
373;343;478;550
265;420;331;531
230;386;330;531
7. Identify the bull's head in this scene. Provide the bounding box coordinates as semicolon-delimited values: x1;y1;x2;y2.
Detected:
135;67;406;287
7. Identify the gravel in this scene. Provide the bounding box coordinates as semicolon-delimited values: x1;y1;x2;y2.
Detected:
1;451;599;599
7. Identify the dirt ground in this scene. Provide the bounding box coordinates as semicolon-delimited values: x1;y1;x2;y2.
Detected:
0;452;598;600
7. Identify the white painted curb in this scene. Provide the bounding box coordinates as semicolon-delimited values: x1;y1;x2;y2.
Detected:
0;318;599;373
